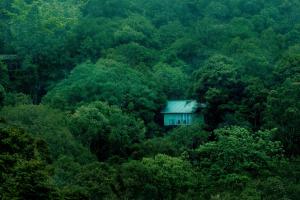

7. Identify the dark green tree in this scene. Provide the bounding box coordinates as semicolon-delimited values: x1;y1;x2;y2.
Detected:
0;61;9;88
191;55;244;130
264;76;300;155
117;154;198;199
192;126;285;198
0;104;95;162
70;101;145;161
153;63;189;99
43;59;166;129
0;84;5;107
0;122;58;199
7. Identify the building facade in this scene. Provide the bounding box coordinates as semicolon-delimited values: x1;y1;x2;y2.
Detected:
161;100;199;126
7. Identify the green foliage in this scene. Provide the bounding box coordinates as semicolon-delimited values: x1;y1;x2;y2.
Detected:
153;63;189;99
274;48;300;83
70;101;146;161
133;124;210;159
0;104;95;163
43;59;166;125
237;78;268;131
53;156;117;199
258;177;289;200
206;1;230;20
192;126;284;195
73;17;120;61
0;84;5;107
3;92;32;106
192;55;244;129
114;15;157;47
155;21;186;48
264;76;300;155
0;61;9;88
118;154;198;199
10;0;81;59
11;57;40;102
70;162;117;199
192;55;239;101
166;124;210;152
83;0;131;18
1;0;300;199
0;122;57;199
7;0;83;99
106;42;158;69
132;137;176;159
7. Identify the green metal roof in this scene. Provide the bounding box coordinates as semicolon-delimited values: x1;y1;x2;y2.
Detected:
161;100;198;114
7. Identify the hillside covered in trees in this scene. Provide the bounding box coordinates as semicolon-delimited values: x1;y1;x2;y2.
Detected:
0;0;300;199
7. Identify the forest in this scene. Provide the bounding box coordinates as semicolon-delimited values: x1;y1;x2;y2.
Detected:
0;0;299;199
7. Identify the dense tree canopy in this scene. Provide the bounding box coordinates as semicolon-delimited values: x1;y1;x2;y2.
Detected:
0;0;299;199
0;104;94;163
0;122;57;199
70;101;146;161
118;154;198;199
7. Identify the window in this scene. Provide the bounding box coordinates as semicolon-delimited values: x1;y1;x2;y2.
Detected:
178;120;181;125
